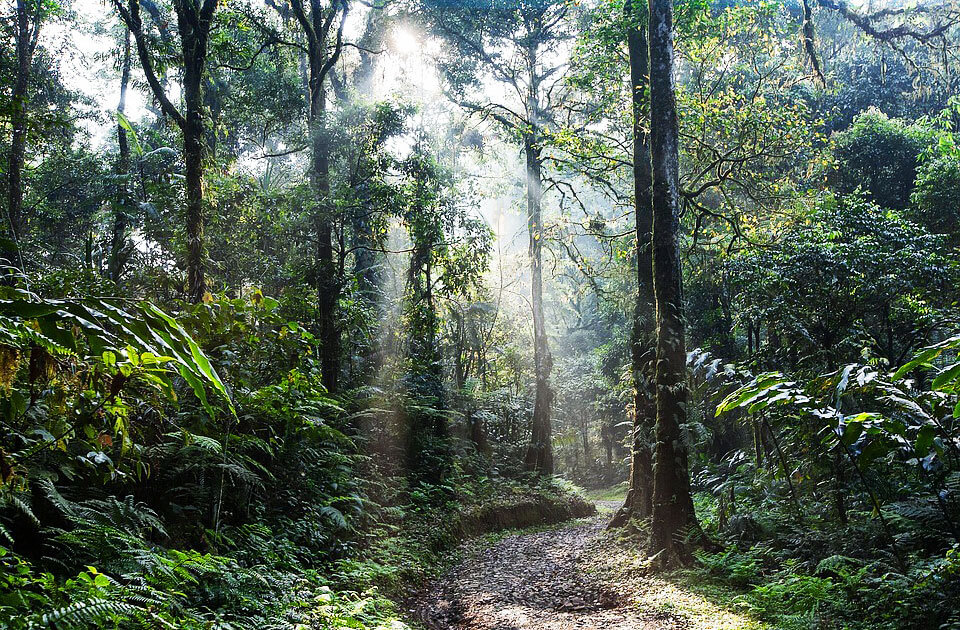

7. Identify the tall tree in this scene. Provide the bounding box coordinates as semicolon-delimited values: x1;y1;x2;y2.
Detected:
3;0;43;274
647;0;698;567
353;0;387;96
290;0;348;394
402;142;446;417
612;0;655;527
113;0;219;302
109;30;133;283
523;92;553;475
423;0;575;475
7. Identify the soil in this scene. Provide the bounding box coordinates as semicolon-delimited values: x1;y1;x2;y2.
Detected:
414;501;674;630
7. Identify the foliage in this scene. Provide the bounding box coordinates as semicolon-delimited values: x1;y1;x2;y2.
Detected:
829;109;929;211
725;194;954;371
5;0;960;626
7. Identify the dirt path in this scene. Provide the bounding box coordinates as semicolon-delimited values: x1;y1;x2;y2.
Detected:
414;502;668;630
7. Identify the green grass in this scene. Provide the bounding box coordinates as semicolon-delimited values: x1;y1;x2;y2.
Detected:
582;482;629;503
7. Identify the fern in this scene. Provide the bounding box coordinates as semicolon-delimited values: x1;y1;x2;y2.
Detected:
71;495;167;538
216;461;265;490
37;478;78;520
37;598;140;629
4;491;40;528
182;432;224;453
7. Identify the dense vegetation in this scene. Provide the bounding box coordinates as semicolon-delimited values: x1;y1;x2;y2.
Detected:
2;0;960;628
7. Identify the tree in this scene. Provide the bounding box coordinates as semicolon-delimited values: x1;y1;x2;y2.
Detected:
289;0;348;393
912;154;960;238
109;30;134;283
422;0;576;475
3;0;45;276
647;0;698;568
113;0;221;303
611;0;655;527
728;195;953;371
830;109;927;211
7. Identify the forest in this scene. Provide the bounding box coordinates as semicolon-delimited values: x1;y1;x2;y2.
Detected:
1;0;960;628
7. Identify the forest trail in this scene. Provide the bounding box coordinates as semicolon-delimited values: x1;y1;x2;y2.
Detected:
415;502;676;630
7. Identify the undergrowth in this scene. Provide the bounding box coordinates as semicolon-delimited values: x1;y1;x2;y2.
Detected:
685;492;960;630
0;292;589;629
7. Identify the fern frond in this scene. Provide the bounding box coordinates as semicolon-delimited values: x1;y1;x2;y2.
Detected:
7;493;40;528
37;478;78;519
38;598;140;628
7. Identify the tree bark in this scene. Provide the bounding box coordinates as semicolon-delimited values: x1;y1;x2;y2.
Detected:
345;2;388;384
523;131;554;475
314;93;339;394
353;0;386;96
178;0;212;303
114;0;217;303
110;31;133;283
647;0;698;568
612;0;656;528
4;0;40;273
521;27;554;476
294;0;346;394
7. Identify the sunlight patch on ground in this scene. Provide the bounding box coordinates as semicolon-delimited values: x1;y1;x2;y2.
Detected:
582;482;629;504
630;577;763;630
586;523;767;630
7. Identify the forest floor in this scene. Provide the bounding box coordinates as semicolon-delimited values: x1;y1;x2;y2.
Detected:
412;497;764;630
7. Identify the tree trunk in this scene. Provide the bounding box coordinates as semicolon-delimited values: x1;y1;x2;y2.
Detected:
110;31;132;283
647;0;698;568
353;0;387;96
613;0;656;529
352;209;379;304
183;119;207;303
470;410;492;457
344;3;388;384
425;256;445;431
299;0;342;394
176;0;214;303
182;48;208;303
581;418;590;466
314;81;340;396
4;0;37;273
114;0;217;301
523;131;554;476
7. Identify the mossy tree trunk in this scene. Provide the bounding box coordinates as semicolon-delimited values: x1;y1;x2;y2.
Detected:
115;0;218;303
647;0;699;568
3;0;41;275
613;0;656;528
291;0;347;393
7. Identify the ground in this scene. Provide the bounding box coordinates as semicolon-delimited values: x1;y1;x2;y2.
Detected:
413;497;764;630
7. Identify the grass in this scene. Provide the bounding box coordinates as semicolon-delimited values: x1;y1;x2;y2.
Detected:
581;482;629;504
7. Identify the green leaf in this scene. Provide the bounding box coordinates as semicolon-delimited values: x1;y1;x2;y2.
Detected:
859;439;892;465
116;111;143;156
932;362;960;391
0;295;233;419
716;372;791;416
840;420;863;446
916;424;936;456
142;303;235;416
